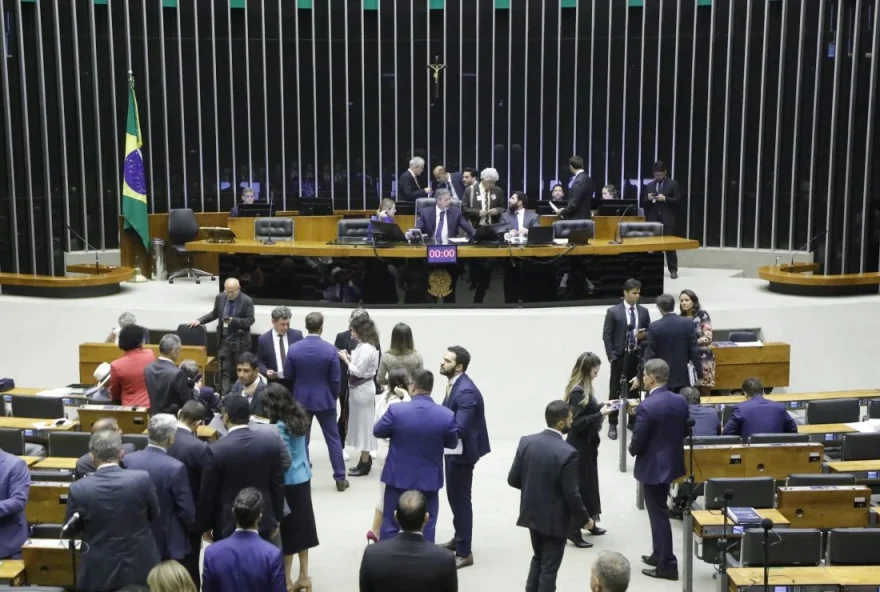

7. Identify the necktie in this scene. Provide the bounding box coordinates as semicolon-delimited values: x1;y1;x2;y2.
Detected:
513;211;520;230
657;179;663;195
444;382;452;405
223;299;234;319
436;210;446;242
278;334;286;360
628;306;636;349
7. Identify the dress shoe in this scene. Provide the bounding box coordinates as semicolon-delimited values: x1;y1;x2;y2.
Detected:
641;555;658;567
335;479;350;492
567;535;593;548
440;539;456;551
670;271;679;279
587;526;606;536
608;424;618;441
348;458;372;477
642;568;679;581
455;554;474;569
667;508;684;520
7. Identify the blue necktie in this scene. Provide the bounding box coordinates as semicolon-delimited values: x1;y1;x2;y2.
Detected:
627;306;636;349
435;210;446;242
223;299;234;319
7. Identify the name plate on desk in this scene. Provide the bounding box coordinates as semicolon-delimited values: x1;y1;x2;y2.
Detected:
426;244;458;264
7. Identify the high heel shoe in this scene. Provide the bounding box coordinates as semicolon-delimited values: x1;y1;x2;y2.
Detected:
292;576;312;591
588;526;607;536
366;530;379;544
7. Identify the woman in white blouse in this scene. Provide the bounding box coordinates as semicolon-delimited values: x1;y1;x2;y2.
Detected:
366;367;411;543
339;315;381;477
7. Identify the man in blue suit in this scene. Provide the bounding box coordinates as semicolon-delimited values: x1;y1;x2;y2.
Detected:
283;311;348;492
439;346;490;569
416;188;475;242
0;447;30;560
629;359;688;581
723;377;798;438
642;293;702;392
256;306;303;391
124;413;196;563
202;487;286;592
374;368;459;542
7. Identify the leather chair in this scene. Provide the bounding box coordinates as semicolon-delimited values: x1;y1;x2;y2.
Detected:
0;427;24;455
729;330;758;342
254;218;294;244
121;434;149;450
552;219;595;239
48;432;90;458
826;528;880;565
867;399;880;419
618;221;664;238
416;197;461;212
841;432;880;461
168;208;215;284
704;477;776;510
337;219;371;240
805;398;860;425
176;323;208;347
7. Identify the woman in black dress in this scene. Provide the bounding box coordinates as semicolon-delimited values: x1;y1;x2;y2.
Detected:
563;352;615;547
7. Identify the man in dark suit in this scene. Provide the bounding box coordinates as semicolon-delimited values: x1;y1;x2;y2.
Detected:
0;446;29;560
144;334;194;415
190;277;256;393
374;369;459;542
283;311;348;491
602;278;651;440
641;160;682;278
462;167;506;227
228;352;267;417
433;165;466;202
723;377;798;438
75;417;138;479
256;305;303;391
398;156;433;201
555;156;594;220
123;414;195;563
508;400;594;592
629;359;688;581
416;188;476;241
202;487;287;592
197;395;285;544
359;490;458;592
681;387;720;437
66;431;161;591
167;400;210;588
501;191;540;235
439;346;490;569
642;294;702;392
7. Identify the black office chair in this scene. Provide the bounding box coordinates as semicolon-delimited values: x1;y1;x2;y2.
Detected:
9;395;64;419
704;477;776;510
728;331;758;343
176;323;208;348
740;529;823;567
121;434;149;450
254;218;294;244
826;528;880;565
805;398;860;425
552;219;595;239
29;523;70;539
0;427;25;455
337;219;371;240
167;208;215;284
786;473;856;486
48;432;91;458
684;435;742;446
415;197;461;212
29;469;75;483
841;432;880;461
867;399;880;419
748;433;811;444
721;405;736;427
618;222;664;238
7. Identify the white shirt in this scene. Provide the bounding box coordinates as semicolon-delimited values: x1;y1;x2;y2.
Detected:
272;329;288;379
626;303;639;344
228;424;249;433
444;175;458;200
434;206;450;242
97;463;119;471
147;444;166;453
409;169;421;189
158;356;175;364
449;373;462;389
516;208;525;230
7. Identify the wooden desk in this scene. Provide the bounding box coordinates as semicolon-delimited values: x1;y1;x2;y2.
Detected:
33;457;78;470
826;460;880;478
759;261;880;296
797;423;858;447
692;509;789;538
0;264;135;298
777;485;872;528
0;417;79;432
712;342;791;390
20;456;43;467
728;565;880;589
702;389;880;409
682;443;823;483
5;387;46;396
79;342;210;385
26;482;71;524
78;405;149;434
0;559;25;585
21;539;80;589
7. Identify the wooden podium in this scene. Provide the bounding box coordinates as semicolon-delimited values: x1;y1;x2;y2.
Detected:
777;485;872;528
22;539;80;588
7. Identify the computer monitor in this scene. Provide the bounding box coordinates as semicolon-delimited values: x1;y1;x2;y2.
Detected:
298;198;334;216
370;220;408;243
237;202;274;218
535;200;567;216
470;223;508;243
596;199;639;216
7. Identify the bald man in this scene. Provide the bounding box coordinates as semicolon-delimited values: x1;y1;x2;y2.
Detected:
432;166;466;202
191;278;255;393
74;418;139;479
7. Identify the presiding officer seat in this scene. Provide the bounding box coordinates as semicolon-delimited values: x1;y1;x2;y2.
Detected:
168;208;215;284
337;219;371;241
552;220;594;239
618;222;664;238
254;218;294;244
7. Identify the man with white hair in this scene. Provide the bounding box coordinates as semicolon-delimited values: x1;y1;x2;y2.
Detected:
591;551;631;592
463;167;505;226
124;414;196;563
397;156;433;201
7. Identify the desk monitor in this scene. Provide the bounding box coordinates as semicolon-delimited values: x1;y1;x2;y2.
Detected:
298;198;334;216
740;528;822;567
535;200;567;216
470;222;507;243
237;202;274;218
394;201;415;215
527;226;555;245
596;199;639;216
370;220;408;243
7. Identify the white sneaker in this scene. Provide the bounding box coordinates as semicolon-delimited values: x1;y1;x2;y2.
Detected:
343;450;351;461
370;450;377;460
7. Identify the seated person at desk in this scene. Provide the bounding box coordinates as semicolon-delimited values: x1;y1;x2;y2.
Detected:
415;189;475;242
682;387;720;436
550;183;566;200
111;324;156;408
601;184;619;200
75;418;138;479
367;198;397;239
723;377;798;438
229;187;256;218
0;446;30;560
501;191;540;236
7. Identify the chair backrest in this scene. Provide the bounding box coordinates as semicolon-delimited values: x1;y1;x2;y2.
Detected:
685;435;742;446
168;208;201;245
121;434;149;450
9;395;65;419
0;427;25;455
841;432;880;461
618;221;663;238
748;433;811;444
704;477;776;510
826;528;880;565
721;404;735;427
868;399;880;419
415;197;460;212
176;323;208;347
48;432;91;458
254;218;294;240
786;473;856;486
29;523;66;539
29;469;75;483
805;398;860;425
552;219;595;239
728;331;758;342
740;528;823;567
337;219;371;239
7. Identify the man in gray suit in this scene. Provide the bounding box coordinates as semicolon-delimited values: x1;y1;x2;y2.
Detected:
501;192;540;236
144;334;194;416
65;430;161;592
190;277;255;393
462;167;506;226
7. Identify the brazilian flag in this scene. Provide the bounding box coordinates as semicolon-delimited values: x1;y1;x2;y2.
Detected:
122;74;149;251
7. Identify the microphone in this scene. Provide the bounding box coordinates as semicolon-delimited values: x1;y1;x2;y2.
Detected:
66;224;101;275
608;204;634;245
790;229;828;266
760;517;774;531
60;511;81;535
686;417;696;427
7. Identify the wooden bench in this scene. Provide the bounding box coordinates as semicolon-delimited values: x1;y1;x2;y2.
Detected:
21;539;79;589
682;442;823;483
776;485;872;529
78;342;212;385
727;565;880;590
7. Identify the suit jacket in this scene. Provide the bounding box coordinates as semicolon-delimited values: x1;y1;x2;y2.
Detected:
0;451;29;559
110;348;156;408
398;169;430;201
500;209;540;231
228;378;267;417
167;426;210;507
629;387;689;484
74;443;137;479
433;171;466;201
256;329;303;377
644;313;702;390
443;374;490;466
602;302;651;362
359;531;457;592
415;206;475;239
202;530;286;592
689;404;722;437
144;359;194;416
559;172;594;220
641;178;682;229
197;427;285;538
507;429;589;539
198;292;256;350
283;335;341;412
66;465;161;591
374;395;458;492
462;184;506;226
123;446;195;561
723;396;799;439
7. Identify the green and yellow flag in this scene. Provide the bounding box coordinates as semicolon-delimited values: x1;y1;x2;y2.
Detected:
122;74;149;251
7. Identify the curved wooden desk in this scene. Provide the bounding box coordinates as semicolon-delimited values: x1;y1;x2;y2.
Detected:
0;265;134;298
758;262;880;296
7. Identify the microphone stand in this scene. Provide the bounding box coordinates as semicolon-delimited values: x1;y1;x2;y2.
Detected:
617;332;633;473
66;224;101;275
608;204;634;245
789;229;828;267
761;519;774;592
681;418;696;592
716;490;733;592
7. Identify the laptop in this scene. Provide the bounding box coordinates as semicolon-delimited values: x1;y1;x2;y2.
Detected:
526;226;555;245
370;220;408;243
567;228;592;245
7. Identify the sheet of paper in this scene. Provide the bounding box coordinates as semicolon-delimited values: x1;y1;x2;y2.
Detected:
444;441;463;455
553;238;568;245
734;341;763;347
845;419;880;433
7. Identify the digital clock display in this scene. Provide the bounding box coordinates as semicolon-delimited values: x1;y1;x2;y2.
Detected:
427;244;458;264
